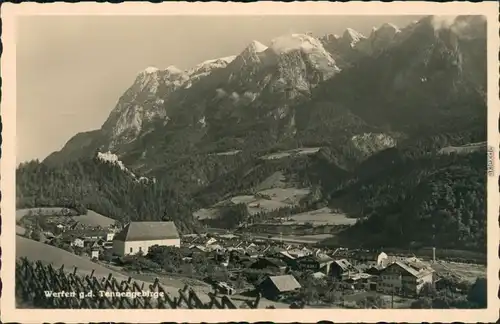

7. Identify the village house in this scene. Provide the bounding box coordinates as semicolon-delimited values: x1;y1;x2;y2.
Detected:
227;248;246;263
190;245;207;254
344;273;375;291
311;271;327;280
205;237;218;246
101;241;113;250
286;247;311;259
206;244;225;253
219;234;239;240
112;221;180;256
71;237;85;248
330;259;358;280
91;242;101;259
377;259;435;297
294;254;334;274
105;232;115;242
346;250;384;267
257;275;302;301
245;246;261;258
215;281;236;295
250;257;288;273
63;229;107;243
213;250;229;266
273;251;296;265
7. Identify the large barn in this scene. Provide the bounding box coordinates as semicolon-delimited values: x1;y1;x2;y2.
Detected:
112;221;180;256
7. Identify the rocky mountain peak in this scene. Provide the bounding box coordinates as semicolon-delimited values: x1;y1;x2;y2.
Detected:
246;40;269;53
236;40;269;65
269;33;331;56
341;28;366;47
371;23;401;38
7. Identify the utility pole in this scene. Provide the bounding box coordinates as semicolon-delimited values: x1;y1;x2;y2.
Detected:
391;287;394;309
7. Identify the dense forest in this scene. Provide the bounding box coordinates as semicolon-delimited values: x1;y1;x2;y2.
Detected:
328;151;487;252
16;158;199;233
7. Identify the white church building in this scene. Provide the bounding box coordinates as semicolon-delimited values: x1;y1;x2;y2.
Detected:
112;221;180;256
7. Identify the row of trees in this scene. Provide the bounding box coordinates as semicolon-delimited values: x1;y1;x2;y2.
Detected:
411;277;487;309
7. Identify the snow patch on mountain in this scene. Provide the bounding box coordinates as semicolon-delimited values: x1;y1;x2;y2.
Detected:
372;23;401;35
271;34;325;54
343;28;366;47
165;65;184;75
248;40;268;53
142;66;160;74
270;33;339;80
187;55;237;82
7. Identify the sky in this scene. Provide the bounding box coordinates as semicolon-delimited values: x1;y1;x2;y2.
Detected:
17;15;422;164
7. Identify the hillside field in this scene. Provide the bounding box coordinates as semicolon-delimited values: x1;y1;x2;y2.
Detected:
16;207;115;228
16;236;123;278
194;187;310;220
285;207;358;226
260;147;321;160
70;210;116;227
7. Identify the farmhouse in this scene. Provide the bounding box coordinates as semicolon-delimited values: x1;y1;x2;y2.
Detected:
294;254;334;274
330;259;357;280
257;275;301;300
250;257;288;273
377;259;434;296
112;221;180;256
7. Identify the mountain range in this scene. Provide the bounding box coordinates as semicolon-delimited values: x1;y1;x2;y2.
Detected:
17;15;487;251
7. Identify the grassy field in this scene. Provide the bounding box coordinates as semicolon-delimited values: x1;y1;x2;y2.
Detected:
71;210;115;227
438;141;487;155
212;150;241;156
431;260;486;283
260;147;321;160
16;236;123;278
284;207;358;226
193;208;220;220
233;187;310;216
254;171;286;191
16;207;115;228
230;195;257;204
247;199;291;215
16;225;26;236
249;233;333;244
197;187;311;219
16;207;74;222
258;188;310;204
16;236;185;297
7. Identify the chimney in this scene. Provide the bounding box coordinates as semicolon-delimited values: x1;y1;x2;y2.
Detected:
432;247;436;262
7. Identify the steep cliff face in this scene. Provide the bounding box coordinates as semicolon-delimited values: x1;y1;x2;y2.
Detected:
45;16;486;175
313;15;486;132
101;66;189;150
46;33;341;167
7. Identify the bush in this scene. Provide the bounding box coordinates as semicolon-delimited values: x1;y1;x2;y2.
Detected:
467;277;487;307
